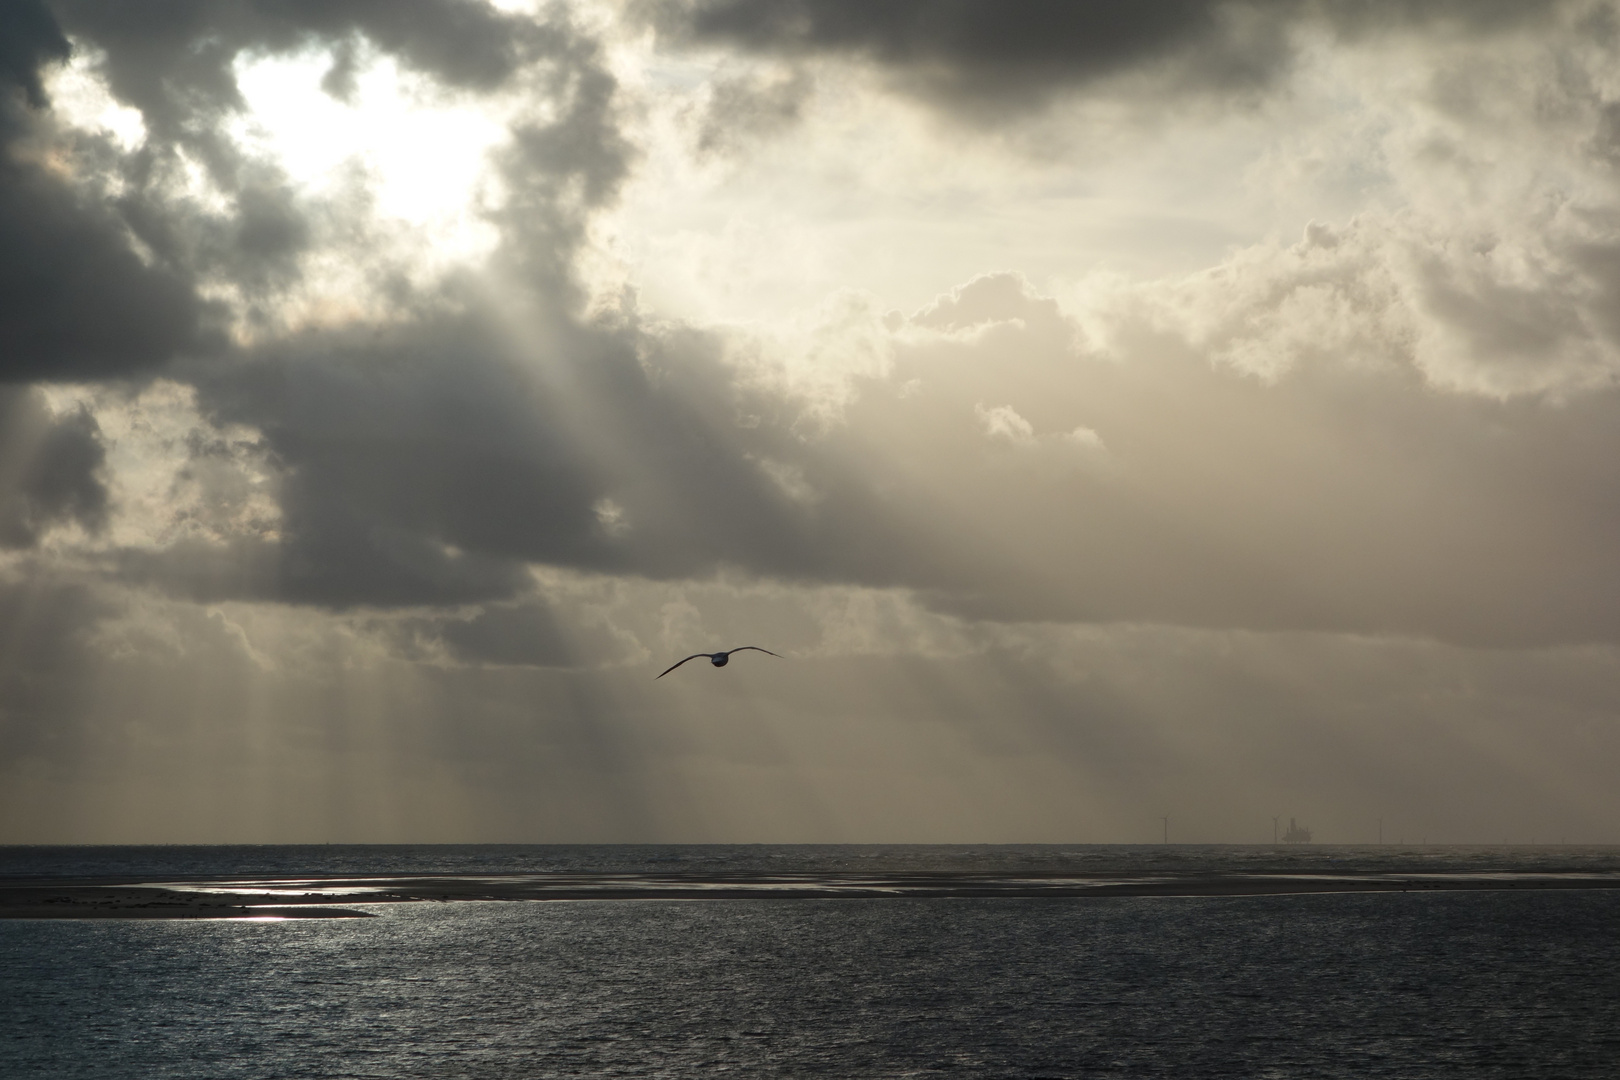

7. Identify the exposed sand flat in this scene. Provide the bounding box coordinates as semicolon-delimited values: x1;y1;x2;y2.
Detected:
4;870;1620;918
0;886;374;919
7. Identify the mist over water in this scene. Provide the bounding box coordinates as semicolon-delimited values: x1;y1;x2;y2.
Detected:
4;846;1618;1077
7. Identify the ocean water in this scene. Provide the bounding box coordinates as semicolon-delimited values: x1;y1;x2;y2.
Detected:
4;845;1620;1078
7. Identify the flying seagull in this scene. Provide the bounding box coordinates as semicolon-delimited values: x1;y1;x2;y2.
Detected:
657;646;782;678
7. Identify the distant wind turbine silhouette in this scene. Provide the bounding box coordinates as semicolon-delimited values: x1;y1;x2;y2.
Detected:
657;647;782;678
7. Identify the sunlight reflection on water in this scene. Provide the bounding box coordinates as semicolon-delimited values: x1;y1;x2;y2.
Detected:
4;885;1620;1078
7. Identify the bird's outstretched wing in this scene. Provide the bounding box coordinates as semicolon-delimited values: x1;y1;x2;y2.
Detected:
728;646;783;658
656;654;711;679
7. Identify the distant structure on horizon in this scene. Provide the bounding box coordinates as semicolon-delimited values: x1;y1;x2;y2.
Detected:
1282;817;1313;843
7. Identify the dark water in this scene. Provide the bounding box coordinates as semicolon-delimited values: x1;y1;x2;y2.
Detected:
4;846;1619;1078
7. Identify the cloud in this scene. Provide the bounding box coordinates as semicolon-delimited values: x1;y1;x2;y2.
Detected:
1131;7;1620;399
0;386;108;547
692;68;813;156
1;0;70;108
9;0;1620;846
402;582;644;669
975;402;1034;444
639;0;1568;119
863;277;1620;645
556;262;1620;648
0;0;678;611
0;0;613;384
641;0;1288;114
0;0;650;606
0;4;208;382
174;305;824;607
61;248;1620;649
913;271;1074;336
432;599;582;667
50;0;551;141
0;143;210;382
21;0;1620;641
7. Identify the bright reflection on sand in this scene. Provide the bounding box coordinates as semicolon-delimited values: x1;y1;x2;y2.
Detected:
148;878;401;896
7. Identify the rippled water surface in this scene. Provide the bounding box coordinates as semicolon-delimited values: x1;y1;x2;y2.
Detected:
4;846;1619;1078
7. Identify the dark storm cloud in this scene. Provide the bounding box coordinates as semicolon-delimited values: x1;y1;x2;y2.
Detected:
641;0;1568;114
0;1;207;382
192;316;590;607
0;141;208;382
0;386;108;547
1;0;70;107
1319;0;1566;40
643;0;1279;112
172;305;829;609
434;600;577;667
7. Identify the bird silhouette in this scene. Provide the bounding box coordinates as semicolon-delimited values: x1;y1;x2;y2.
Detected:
657;646;782;678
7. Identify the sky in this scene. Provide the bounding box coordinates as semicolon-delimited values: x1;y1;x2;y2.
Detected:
3;0;1620;844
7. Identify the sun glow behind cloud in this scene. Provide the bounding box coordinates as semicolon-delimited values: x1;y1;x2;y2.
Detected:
45;38;520;337
229;47;508;258
590;32;1349;331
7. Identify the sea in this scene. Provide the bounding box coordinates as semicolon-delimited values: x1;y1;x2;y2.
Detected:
3;844;1619;1078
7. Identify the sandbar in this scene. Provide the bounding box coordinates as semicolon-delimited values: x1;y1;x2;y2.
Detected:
4;869;1619;919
